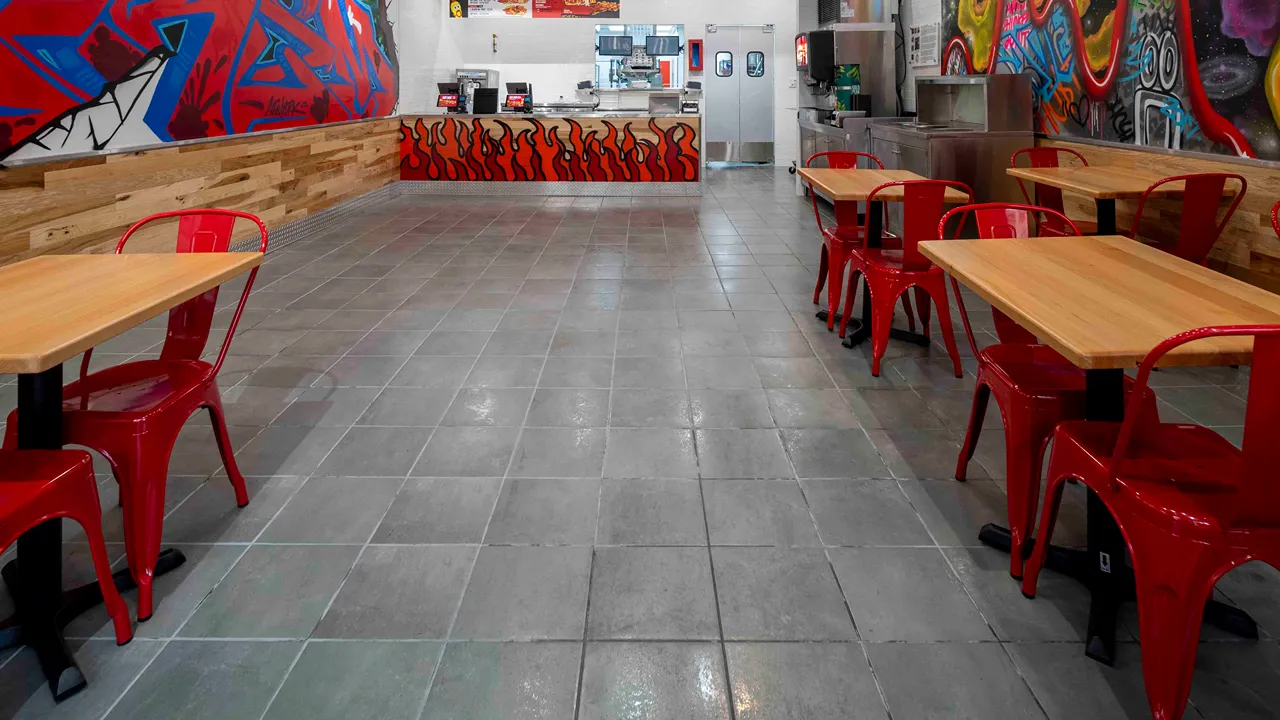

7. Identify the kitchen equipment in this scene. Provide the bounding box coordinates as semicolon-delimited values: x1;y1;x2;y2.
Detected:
456;69;500;114
796;27;895;119
869;74;1034;234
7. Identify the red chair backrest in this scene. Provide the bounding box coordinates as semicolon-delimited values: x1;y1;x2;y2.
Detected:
116;209;270;374
938;203;1080;352
1272;199;1280;239
1115;325;1280;527
865;179;973;270
805;152;885;233
1131;173;1247;264
1010;147;1088;215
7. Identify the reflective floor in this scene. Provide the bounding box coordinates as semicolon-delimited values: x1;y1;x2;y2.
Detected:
0;167;1276;719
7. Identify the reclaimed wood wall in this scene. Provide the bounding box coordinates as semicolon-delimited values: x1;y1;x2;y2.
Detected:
1042;139;1280;292
0;118;399;265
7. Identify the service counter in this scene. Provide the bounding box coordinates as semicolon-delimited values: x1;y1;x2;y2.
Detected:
399;113;701;192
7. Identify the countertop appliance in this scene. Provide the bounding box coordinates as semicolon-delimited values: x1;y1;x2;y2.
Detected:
869;74;1034;234
455;69;500;114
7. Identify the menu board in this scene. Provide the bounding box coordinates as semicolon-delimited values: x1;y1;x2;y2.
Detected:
449;0;620;18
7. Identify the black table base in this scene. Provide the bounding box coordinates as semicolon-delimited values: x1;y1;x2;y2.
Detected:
978;522;1258;664
0;549;187;701
2;365;187;702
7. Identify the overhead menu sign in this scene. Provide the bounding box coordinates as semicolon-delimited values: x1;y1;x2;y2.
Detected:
449;0;620;18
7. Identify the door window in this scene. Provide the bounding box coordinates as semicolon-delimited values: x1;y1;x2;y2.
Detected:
747;51;765;77
715;51;733;77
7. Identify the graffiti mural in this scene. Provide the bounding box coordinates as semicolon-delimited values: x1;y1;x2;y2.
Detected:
400;117;701;182
0;0;398;165
943;0;1280;160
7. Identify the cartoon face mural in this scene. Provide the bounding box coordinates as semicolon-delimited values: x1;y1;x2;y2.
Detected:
942;0;1280;160
0;0;398;165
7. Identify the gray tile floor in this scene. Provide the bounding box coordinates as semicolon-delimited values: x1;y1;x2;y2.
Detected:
0;167;1277;719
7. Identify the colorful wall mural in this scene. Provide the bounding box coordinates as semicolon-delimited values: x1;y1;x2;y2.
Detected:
400;116;701;182
942;0;1280;160
0;0;398;166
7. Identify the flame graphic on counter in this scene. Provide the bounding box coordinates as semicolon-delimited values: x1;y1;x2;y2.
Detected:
399;117;700;182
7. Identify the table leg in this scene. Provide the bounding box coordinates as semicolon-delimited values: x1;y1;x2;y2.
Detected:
5;366;87;701
1096;199;1117;235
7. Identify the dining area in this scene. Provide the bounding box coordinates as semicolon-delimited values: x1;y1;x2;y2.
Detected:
797;149;1280;720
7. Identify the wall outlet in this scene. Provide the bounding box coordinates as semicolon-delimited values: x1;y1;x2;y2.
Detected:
789;79;798;88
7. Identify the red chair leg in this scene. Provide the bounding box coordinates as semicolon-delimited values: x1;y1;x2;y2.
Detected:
1002;407;1057;579
117;432;177;621
839;269;860;338
72;493;133;645
901;292;917;333
913;286;932;337
826;244;848;332
205;390;249;508
955;380;991;482
1130;536;1222;720
920;277;964;377
1021;472;1071;598
813;245;829;305
867;276;905;377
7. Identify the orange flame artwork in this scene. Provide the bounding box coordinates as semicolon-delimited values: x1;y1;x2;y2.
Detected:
399;116;700;182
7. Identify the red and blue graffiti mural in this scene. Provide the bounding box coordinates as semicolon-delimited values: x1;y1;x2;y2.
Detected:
944;0;1280;160
0;0;397;165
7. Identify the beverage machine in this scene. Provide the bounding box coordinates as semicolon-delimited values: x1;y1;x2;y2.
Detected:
437;69;501;114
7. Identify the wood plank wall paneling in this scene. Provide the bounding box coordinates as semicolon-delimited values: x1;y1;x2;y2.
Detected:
1039;139;1280;292
0;118;399;265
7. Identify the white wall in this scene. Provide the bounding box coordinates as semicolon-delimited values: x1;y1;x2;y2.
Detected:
396;0;802;165
900;0;940;112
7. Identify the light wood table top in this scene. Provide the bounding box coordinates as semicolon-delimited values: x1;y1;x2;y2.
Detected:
919;235;1280;369
798;168;972;203
0;253;265;374
1005;165;1201;200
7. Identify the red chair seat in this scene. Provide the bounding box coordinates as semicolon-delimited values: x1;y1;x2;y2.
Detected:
61;360;212;419
1050;420;1243;536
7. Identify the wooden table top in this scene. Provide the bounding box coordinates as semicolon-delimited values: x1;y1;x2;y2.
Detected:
0;253;264;374
1005;165;1199;200
798;168;972;203
919;235;1280;369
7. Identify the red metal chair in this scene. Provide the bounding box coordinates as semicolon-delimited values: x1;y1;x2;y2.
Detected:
1;450;132;645
1128;173;1247;264
1022;325;1280;720
841;179;973;377
805;152;919;336
4;209;269;621
1272;199;1280;238
1010;147;1099;237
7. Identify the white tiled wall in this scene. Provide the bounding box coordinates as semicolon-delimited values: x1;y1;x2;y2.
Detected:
396;0;802;164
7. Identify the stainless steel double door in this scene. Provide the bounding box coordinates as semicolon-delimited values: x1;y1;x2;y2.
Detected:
704;25;774;163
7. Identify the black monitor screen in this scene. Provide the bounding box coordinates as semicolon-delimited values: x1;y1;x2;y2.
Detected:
599;36;633;56
645;36;680;56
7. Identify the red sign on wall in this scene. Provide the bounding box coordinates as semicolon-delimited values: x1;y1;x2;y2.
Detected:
451;0;620;17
